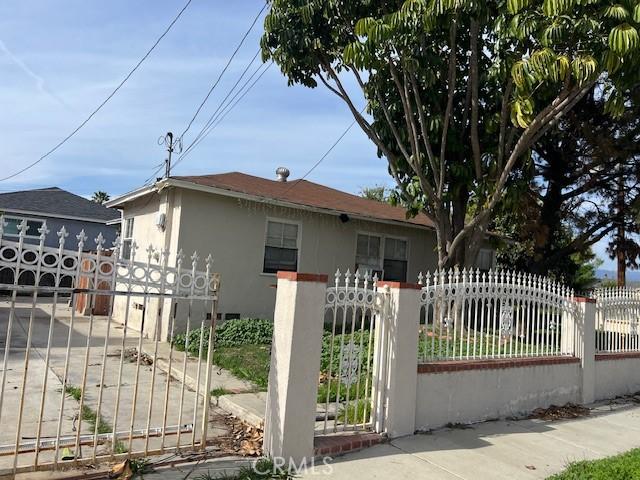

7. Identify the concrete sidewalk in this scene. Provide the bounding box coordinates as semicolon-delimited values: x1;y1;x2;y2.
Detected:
298;399;640;479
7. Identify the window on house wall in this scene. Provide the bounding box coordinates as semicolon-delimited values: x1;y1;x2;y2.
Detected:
384;237;408;282
355;233;383;278
3;216;44;238
475;248;494;271
263;220;299;274
121;218;135;260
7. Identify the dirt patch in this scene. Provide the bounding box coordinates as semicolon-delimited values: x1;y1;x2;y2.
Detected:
529;403;590;420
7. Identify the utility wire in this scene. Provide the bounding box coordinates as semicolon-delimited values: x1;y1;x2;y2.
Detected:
0;0;194;183
281;117;360;196
172;61;271;169
177;3;267;142
180;48;262;157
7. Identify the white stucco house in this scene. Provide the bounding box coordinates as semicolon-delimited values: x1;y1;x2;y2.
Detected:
107;169;495;326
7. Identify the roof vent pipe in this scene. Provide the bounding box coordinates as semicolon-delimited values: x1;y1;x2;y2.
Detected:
276;167;290;182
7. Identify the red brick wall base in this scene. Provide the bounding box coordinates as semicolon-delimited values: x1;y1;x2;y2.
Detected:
314;432;385;457
596;352;640;361
417;355;580;374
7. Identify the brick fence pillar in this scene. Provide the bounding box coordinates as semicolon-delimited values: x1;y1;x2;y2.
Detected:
263;272;327;464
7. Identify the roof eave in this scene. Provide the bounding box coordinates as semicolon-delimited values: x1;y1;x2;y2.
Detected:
105;182;166;208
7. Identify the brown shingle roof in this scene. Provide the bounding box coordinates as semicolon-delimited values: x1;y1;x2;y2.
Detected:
173;172;434;229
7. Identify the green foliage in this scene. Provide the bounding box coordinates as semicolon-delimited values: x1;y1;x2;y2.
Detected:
64;385;82;402
262;0;640;268
320;330;371;374
212;345;271;389
172;318;273;357
211;387;233;397
548;447;640;479
337;399;371;424
130;458;153;476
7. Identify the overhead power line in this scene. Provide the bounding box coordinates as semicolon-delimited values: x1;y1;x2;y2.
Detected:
177;3;267;142
281;118;359;196
171;61;272;171
0;0;194;183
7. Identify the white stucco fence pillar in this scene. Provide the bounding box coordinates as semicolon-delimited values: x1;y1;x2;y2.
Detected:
263;271;327;464
373;281;421;439
573;297;597;404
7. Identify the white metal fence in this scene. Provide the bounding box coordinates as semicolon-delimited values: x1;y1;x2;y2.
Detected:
418;269;576;362
0;219;219;475
594;287;640;353
317;270;384;435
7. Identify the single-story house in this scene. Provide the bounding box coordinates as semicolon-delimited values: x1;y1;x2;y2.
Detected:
107;169;495;331
0;187;119;249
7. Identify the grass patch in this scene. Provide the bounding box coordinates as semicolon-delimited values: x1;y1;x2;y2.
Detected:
211;386;233;397
337;399;370;425
418;326;561;359
81;405;112;435
64;385;82;402
212;345;271;390
548;448;640;479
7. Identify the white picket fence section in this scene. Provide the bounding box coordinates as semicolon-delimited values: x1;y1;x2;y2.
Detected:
418;269;576;362
594;287;640;353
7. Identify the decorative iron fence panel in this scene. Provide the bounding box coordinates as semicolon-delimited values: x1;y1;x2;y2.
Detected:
0;218;219;476
594;287;640;353
316;270;386;436
418;269;576;362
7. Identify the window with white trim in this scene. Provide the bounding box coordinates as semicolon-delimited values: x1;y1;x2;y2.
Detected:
356;233;408;282
263;220;299;274
121;218;135;260
383;237;408;282
4;216;44;238
355;233;382;277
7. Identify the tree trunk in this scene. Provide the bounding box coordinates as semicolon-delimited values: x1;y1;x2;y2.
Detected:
616;167;626;287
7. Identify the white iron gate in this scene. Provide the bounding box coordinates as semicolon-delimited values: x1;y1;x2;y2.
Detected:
316;270;388;435
0;219;219;475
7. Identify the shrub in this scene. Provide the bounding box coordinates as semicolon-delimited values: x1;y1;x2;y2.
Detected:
173;318;273;357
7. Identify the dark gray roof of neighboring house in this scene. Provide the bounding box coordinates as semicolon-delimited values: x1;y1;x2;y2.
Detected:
0;187;120;222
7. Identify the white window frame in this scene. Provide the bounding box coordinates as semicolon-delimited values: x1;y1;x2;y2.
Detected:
354;231;383;276
382;234;410;281
3;215;45;239
261;217;302;276
121;217;135;260
354;231;410;282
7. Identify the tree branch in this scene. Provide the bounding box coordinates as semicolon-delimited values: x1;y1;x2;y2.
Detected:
469;18;482;180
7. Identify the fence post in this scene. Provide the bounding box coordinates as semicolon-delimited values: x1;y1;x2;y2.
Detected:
263;272;327;464
374;281;421;439
573;297;596;404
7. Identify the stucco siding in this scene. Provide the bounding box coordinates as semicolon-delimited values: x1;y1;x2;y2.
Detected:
594;357;640;400
415;363;582;430
176;189;439;320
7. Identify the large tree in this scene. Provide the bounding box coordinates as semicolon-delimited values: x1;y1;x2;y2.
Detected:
262;0;640;268
495;85;640;285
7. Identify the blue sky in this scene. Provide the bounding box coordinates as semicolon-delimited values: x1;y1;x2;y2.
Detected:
0;0;616;269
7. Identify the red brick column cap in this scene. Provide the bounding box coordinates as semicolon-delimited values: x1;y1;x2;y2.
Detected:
573;296;596;303
276;271;328;283
376;281;422;290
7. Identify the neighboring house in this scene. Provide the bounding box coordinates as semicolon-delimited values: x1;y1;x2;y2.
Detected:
107;169;495;334
0;187;120;249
